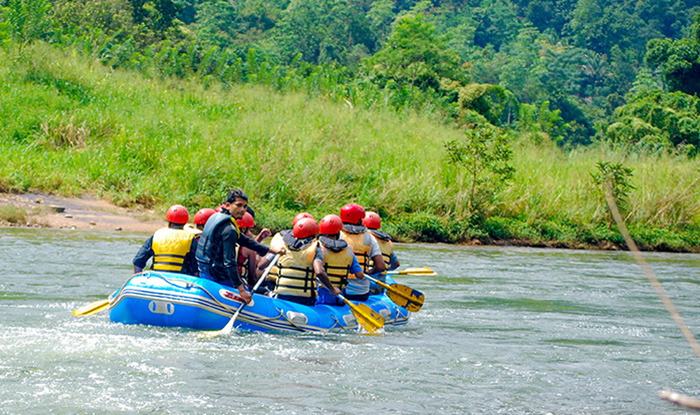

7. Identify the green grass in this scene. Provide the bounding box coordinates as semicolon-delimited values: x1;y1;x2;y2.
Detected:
1;44;700;251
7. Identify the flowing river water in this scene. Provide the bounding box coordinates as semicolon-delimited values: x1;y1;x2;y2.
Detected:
1;228;700;414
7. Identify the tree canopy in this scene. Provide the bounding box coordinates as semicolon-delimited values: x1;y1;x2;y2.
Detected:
2;0;700;150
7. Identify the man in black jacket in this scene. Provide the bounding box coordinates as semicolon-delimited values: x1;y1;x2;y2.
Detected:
196;189;285;304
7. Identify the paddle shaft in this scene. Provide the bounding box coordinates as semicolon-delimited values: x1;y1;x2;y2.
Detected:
363;274;392;290
335;292;384;333
72;299;110;317
216;254;280;335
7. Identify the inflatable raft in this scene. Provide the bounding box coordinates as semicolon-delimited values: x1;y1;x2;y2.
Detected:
108;271;410;333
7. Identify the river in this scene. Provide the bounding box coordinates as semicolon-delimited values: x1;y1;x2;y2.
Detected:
1;228;699;414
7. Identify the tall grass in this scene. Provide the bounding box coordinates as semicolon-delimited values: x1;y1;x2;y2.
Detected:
1;44;699;251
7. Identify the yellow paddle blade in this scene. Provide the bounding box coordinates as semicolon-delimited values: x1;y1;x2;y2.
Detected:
385;283;425;312
344;299;384;333
72;299;110;316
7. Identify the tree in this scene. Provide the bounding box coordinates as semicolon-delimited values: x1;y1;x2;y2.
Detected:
362;13;464;96
604;89;700;156
274;0;375;66
590;161;635;225
444;125;515;215
1;0;52;54
645;13;700;96
472;0;520;51
52;0;135;37
457;83;519;126
194;0;238;49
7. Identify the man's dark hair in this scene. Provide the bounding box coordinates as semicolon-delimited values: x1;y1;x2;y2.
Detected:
246;205;255;218
226;189;248;203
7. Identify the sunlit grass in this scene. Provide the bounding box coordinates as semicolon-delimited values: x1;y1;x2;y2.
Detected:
1;44;699;250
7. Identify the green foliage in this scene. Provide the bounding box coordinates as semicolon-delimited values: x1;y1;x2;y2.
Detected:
517;101;569;143
0;0;51;54
458;83;518;126
645;12;700;95
444;125;515;215
3;4;700;250
274;0;376;66
590;160;635;220
604;89;700;156
361;14;463;100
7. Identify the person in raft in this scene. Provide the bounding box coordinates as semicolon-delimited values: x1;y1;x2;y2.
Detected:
195;189;285;304
363;211;400;294
243;205;272;242
133;204;199;276
184;207;217;240
258;217;338;306
339;203;386;301
236;211;270;289
315;214;364;306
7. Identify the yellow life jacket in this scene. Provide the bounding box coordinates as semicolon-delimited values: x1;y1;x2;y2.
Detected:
369;229;394;269
318;236;353;290
152;227;195;273
340;225;373;272
270;232;318;299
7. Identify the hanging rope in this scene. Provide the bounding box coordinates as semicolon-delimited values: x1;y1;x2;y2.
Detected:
605;185;700;411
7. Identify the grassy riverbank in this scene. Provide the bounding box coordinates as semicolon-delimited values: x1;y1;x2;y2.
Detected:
1;44;699;251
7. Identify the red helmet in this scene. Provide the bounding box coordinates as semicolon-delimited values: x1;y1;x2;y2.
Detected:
293;217;319;239
364;211;381;229
292;212;314;226
237;212;255;229
319;214;343;235
166;204;189;225
194;208;216;225
215;204;226;212
340;203;364;225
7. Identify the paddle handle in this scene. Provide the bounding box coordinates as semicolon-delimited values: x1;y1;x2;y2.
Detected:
252;253;280;293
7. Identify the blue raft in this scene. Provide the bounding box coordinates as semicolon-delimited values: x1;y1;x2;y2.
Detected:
108;271;410;333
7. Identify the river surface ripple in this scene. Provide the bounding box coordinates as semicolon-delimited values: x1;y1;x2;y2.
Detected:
1;228;699;414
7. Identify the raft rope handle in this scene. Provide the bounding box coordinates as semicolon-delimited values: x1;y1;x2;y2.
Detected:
394;306;409;321
329;315;343;330
108;272;148;305
142;271;240;315
275;307;307;332
118;272;350;333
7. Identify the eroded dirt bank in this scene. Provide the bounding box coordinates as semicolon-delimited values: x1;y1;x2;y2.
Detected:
0;192;162;233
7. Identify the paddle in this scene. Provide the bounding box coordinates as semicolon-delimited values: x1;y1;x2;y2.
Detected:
335;292;385;333
387;266;437;276
72;298;111;317
363;274;425;312
206;253;280;337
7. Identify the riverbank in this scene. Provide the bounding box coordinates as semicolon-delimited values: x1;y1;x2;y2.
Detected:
3;192;699;254
0;192;161;232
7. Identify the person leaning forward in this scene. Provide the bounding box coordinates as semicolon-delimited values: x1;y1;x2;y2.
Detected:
259;217;338;306
339;203;386;301
195;189;285;304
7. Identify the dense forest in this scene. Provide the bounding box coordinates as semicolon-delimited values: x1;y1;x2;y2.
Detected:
2;0;700;251
3;0;700;147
